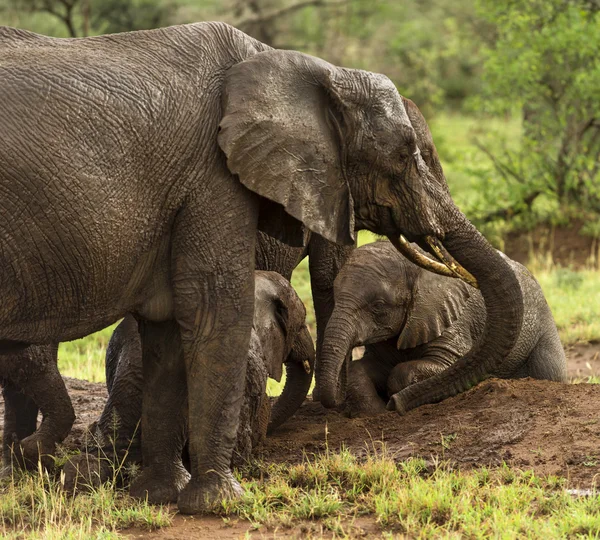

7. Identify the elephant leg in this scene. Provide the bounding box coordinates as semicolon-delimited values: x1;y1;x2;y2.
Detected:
10;346;75;471
128;320;189;504
344;355;388;417
171;195;258;515
387;359;448;397
2;382;38;472
309;234;354;400
64;322;145;492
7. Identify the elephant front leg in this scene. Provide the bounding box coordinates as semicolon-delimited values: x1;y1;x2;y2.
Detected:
387;358;449;400
164;183;258;514
175;270;255;514
128;320;189;504
344;357;388;417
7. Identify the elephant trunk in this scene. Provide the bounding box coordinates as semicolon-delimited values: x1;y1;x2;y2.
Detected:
389;213;524;412
268;325;315;433
318;311;357;409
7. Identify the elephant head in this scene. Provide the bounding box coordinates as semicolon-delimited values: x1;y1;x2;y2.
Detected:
320;241;472;388
253;272;314;431
218;50;524;413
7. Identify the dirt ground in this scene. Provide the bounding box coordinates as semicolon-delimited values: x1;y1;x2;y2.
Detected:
2;344;600;538
504;221;600;269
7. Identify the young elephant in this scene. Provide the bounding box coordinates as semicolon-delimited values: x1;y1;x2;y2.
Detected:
1;345;74;474
63;271;313;488
320;241;567;416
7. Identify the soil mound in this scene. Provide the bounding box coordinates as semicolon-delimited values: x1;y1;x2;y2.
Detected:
262;378;600;488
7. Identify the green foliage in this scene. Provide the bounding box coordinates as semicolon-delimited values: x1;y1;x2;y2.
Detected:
89;0;176;34
473;0;600;224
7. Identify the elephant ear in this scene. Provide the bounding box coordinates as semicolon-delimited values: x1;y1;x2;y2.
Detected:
219;49;355;247
397;270;472;350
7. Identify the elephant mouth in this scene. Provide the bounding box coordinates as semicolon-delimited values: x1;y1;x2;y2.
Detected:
390;234;479;289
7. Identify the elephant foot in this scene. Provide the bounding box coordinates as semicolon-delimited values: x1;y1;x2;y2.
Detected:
62;454;115;492
343;400;387;418
129;463;190;505
5;433;55;472
177;470;243;515
386;392;407;415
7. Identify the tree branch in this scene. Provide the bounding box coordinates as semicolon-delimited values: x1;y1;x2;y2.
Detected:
236;0;347;28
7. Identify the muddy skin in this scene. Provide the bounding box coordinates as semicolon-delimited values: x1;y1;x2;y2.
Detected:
318;241;566;417
62;272;314;495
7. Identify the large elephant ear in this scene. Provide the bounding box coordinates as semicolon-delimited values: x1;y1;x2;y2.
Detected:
397;270;472;350
218;49;355;247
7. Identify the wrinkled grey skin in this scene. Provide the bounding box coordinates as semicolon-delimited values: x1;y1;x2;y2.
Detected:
62;271;314;490
1;23;524;512
321;241;567;416
1;344;74;474
0;229;346;477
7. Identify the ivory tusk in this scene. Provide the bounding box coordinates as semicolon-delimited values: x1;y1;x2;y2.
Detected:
425;235;479;289
391;235;458;279
302;359;312;374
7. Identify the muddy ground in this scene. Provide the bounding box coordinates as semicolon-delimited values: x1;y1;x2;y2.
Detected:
2;344;600;538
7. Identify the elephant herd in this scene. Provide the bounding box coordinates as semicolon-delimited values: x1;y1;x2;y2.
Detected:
0;22;566;514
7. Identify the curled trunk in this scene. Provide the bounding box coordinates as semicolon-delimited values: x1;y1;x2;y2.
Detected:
268;325;315;432
388;214;524;412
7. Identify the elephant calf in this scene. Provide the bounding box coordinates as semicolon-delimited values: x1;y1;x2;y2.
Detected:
63;271;313;488
319;241;567;416
1;344;74;474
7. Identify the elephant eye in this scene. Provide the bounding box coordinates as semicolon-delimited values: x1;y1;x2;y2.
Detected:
371;299;386;312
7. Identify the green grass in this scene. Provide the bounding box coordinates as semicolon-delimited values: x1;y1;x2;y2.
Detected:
217;448;600;538
58;324;118;383
0;464;172;539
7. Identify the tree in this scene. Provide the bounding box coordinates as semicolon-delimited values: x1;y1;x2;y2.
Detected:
11;0;83;37
475;0;600;224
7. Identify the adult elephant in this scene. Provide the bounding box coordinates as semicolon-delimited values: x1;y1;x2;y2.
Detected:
0;23;523;513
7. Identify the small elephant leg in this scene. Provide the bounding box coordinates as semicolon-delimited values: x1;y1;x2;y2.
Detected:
344;355;388;417
233;332;269;469
128;320;189;504
387;359;448;397
2;382;38;471
64;318;145;491
4;345;75;472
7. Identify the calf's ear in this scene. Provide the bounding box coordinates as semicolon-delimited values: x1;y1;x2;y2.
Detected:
397;271;472;350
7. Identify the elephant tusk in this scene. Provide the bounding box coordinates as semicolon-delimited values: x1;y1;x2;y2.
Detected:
302;359;312;374
391;235;457;279
425;235;479;289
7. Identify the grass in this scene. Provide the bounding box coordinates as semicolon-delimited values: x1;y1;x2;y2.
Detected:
0;463;173;539
216;448;600;538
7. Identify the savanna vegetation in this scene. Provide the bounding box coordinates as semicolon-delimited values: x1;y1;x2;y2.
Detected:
1;0;600;537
